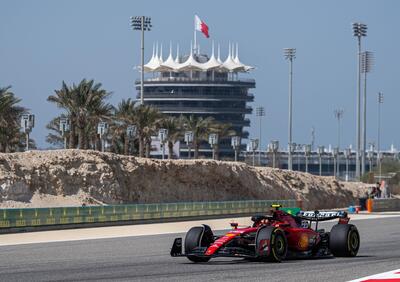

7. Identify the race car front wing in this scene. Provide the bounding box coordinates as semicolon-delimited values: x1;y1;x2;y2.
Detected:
170;238;256;259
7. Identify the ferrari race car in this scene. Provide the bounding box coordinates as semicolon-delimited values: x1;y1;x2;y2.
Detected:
170;205;360;262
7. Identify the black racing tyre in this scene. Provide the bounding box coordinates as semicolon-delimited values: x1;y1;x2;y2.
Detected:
256;226;287;262
184;225;214;263
329;224;360;257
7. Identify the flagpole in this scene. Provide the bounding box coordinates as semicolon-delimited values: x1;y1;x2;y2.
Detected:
194;15;197;54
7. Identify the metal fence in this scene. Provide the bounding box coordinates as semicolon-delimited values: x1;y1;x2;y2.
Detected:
0;199;297;229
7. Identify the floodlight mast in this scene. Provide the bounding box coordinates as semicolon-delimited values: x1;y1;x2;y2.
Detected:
352;22;367;179
377;92;384;181
361;51;374;175
334;109;344;150
131;16;152;105
255;106;265;165
284;48;296;171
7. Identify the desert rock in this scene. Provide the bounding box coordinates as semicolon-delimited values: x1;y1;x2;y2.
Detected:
0;150;367;209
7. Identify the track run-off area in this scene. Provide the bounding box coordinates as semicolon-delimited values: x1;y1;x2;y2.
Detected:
0;213;399;281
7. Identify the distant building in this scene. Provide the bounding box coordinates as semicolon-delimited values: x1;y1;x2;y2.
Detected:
242;147;400;181
135;43;255;158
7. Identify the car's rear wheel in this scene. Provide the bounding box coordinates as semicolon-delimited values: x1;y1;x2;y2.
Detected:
184;225;214;263
256;226;287;262
329;224;360;257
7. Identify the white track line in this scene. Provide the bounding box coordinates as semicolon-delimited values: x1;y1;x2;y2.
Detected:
348;268;400;281
0;212;399;247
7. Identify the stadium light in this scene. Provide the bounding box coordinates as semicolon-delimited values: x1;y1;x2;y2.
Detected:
158;128;168;160
20;113;35;151
97;122;109;152
255;106;265;165
334;109;344;149
184;131;194;159
284;48;296;171
361;51;374;175
352;22;367;179
59;117;70;149
378;92;384;181
208;133;219;160
231;136;241;162
131;16;152;105
317;146;325;176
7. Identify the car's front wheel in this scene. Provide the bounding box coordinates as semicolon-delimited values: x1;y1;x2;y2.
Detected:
184;225;214;263
256;226;287;262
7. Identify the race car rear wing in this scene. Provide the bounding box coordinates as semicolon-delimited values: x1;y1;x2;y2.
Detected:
296;210;348;222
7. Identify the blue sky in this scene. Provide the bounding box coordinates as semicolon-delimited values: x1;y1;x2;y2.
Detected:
0;0;399;151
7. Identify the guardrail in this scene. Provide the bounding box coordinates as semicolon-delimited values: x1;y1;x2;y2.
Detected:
0;199;297;230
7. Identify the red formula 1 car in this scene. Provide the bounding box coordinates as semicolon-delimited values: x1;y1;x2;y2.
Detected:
170;205;360;262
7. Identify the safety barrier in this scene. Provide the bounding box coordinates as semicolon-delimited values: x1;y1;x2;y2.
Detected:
0;199;298;230
369;198;400;212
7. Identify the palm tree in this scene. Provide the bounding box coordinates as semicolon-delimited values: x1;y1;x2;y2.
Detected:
113;98;136;155
45;116;66;148
0;86;23;126
159;116;182;159
73;79;113;149
0;86;27;152
47;81;77;148
132;105;163;157
48;79;113;150
181;115;215;159
209;122;236;160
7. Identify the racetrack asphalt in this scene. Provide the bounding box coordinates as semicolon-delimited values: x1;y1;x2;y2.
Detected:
0;217;399;282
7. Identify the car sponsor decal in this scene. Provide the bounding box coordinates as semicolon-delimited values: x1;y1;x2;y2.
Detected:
297;233;309;249
300;211;345;218
225;233;237;237
258;239;270;255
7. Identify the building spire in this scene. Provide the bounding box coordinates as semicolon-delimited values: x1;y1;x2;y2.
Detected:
211;41;215;58
236;43;239;60
217;43;221;63
175;43;180;63
159;43;163;61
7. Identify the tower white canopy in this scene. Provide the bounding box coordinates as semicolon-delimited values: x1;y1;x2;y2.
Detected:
142;41;254;73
